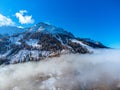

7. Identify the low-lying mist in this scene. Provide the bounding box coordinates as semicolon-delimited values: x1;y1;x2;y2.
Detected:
0;49;120;90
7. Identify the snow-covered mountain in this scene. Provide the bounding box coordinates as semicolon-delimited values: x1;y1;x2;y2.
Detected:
0;22;108;65
0;26;26;36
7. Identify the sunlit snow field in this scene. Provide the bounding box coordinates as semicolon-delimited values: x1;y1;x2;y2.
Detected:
0;49;120;90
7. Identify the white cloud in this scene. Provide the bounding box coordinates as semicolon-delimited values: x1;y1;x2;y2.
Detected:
0;14;15;26
15;10;35;24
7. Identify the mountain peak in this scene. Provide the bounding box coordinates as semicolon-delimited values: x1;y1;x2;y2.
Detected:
28;22;75;38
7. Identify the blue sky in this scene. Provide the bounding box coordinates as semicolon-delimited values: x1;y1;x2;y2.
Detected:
0;0;120;48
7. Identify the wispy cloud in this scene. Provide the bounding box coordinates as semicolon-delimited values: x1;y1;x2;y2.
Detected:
0;14;15;26
15;10;35;24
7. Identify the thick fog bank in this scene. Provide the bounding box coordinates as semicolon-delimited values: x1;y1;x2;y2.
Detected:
0;49;120;90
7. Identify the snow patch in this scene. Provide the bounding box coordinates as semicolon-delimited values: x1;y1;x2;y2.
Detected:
10;35;23;45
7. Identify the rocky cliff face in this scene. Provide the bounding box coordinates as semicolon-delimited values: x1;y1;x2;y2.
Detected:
0;22;108;65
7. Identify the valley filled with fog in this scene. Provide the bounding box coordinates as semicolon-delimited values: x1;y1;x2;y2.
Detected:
0;49;120;90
